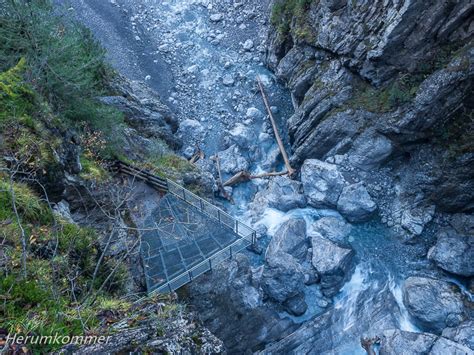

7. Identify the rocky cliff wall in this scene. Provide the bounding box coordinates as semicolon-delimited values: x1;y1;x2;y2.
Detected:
265;0;473;214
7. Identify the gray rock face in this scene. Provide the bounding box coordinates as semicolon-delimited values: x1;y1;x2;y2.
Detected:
260;176;307;212
379;329;438;355
428;229;474;277
402;277;465;334
100;76;180;149
337;182;377;223
310;232;354;296
261;252;306;303
301;159;346;208
265;1;474;213
266;218;308;261
442;321;474;351
311;216;352;247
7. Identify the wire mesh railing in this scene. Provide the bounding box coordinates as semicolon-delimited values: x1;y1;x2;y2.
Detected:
166;179;257;245
150;236;252;294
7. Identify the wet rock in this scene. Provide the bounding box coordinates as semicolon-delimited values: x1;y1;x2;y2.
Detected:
260;176;307;212
246;107;264;120
428;229;474;277
442;321;474;351
266;218;308;261
402;277;465;334
283;294;308;317
301;159;346;208
401;204;436;236
348;130;393;171
310;232;354;296
430;337;474;355
227;122;255;147
262;252;306;303
312;216;352;247
217;144;249;175
337;182;377;223
379;329;437;355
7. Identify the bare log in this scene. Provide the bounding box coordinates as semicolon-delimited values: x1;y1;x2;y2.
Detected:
223;170;288;187
223;171;251;187
256;76;296;177
212;154;233;202
189;147;204;164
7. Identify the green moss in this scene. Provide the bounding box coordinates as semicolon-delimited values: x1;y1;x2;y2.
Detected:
80;155;109;181
0;58;35;123
345;75;420;113
271;0;315;41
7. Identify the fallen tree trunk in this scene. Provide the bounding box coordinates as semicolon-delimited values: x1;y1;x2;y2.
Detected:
223;170;288;187
256;76;296;177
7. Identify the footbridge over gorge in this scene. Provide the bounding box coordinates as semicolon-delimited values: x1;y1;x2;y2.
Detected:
115;161;257;294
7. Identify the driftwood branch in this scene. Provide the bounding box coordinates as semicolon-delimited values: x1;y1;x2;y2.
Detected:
189;147;204;164
256;76;295;177
223;170;289;187
212;154;233;202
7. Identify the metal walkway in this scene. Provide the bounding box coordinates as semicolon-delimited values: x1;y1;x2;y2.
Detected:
115;161;257;294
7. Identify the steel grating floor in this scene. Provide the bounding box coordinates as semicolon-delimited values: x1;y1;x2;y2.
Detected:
141;194;241;291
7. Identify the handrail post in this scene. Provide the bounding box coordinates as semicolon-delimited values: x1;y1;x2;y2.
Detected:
218;210;221;223
235;221;239;235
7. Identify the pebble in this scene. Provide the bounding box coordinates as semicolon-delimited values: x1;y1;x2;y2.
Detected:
210;13;223;22
243;39;254;51
222;74;235;86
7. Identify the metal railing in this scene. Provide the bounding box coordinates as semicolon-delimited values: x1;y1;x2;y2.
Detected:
149;236;251;294
114;160;258;293
166;179;257;245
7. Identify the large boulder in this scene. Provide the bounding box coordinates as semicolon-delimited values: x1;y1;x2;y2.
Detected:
428;229;474;277
379;329;437;355
261;252;306;303
348;130;393;171
311;216;352;247
400;204;436;236
402;277;465;334
256;176;307;212
310;232;354;296
266;218;308;261
430;337;474;355
217;144;249;175
337;182;377;223
301;159;346;208
379;329;474;355
442;321;474;351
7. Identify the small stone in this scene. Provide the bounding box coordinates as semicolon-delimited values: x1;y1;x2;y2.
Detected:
210;13;223;22
243;39;254;51
222;74;235;86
